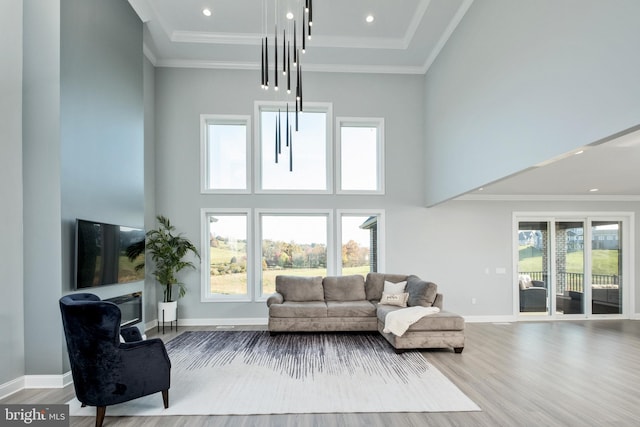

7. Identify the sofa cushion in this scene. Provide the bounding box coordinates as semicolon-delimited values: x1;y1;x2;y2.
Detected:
269;301;327;318
276;275;325;302
326;301;376;317
323;275;366;301
384;280;407;294
365;273;409;301
405;275;438;307
379;292;409;307
377;306;464;331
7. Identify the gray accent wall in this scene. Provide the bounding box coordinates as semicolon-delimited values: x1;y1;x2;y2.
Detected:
21;0;144;377
23;0;64;377
143;56;158;318
1;0;25;385
423;0;640;206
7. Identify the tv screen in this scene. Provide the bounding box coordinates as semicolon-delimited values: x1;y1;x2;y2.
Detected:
74;219;145;289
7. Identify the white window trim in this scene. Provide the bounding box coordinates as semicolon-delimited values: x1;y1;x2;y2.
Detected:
200;114;252;194
201;208;253;302
255;209;335;301
336;117;385;195
254;101;333;195
336;209;385;275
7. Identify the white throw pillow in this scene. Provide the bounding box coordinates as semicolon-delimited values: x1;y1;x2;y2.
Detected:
379;292;409;307
384;280;407;295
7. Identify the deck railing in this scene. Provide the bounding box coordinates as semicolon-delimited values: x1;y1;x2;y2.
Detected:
519;271;618;293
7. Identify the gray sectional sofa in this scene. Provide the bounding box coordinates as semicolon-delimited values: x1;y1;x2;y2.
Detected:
266;273;465;353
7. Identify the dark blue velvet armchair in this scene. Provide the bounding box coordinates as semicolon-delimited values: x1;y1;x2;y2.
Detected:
60;293;171;427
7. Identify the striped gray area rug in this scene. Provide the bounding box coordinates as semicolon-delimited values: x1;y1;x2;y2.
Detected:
68;331;480;415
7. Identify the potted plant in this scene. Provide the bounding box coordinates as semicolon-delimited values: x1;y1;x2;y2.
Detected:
128;215;200;323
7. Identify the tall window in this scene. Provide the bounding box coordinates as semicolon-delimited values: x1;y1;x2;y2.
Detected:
201;209;250;301
258;211;331;297
337;118;384;194
256;102;332;193
201;115;250;193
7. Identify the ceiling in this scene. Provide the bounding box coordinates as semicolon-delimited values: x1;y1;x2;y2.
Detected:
128;0;640;200
128;0;472;73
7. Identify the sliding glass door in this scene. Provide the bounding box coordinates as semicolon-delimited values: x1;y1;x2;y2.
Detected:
516;216;627;318
517;222;550;314
554;221;585;315
591;221;622;315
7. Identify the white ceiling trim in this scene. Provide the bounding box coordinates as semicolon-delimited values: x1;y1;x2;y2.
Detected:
154;58;426;75
143;43;157;66
172;31;261;45
171;31;406;50
402;0;432;49
421;0;475;72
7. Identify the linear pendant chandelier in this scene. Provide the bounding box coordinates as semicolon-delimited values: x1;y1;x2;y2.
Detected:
260;0;313;171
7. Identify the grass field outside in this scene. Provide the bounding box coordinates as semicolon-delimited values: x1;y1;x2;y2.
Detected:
209;265;371;295
519;247;620;275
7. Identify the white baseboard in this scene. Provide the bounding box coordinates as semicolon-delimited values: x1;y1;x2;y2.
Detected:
24;372;73;389
0;377;25;400
463;315;517;323
0;372;72;399
145;317;268;332
178;317;269;326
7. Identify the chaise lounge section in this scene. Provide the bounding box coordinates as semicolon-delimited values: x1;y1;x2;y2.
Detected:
266;272;465;353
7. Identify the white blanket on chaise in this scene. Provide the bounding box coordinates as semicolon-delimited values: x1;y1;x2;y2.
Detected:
383;306;440;336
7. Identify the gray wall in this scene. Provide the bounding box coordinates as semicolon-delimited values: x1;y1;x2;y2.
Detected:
154;68;426;319
21;0;144;377
0;0;25;385
424;0;640;206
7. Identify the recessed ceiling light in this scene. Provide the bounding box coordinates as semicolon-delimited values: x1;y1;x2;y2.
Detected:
589;188;599;192
366;15;375;23
286;12;294;20
202;8;212;17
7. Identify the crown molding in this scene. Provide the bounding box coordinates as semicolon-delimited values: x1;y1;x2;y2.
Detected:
143;42;157;66
154;58;426;75
422;0;475;72
403;0;432;49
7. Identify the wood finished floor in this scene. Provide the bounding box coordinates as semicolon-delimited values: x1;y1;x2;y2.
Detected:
4;320;640;426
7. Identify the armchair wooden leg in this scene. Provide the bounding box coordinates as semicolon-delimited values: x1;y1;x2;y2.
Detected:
95;406;106;427
162;389;169;409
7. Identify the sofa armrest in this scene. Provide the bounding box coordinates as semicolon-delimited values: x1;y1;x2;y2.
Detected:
266;292;284;307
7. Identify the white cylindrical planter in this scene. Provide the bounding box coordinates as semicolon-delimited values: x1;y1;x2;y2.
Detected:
158;300;178;323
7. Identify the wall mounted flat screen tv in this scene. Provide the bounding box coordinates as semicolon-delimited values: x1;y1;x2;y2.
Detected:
74;219;145;289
